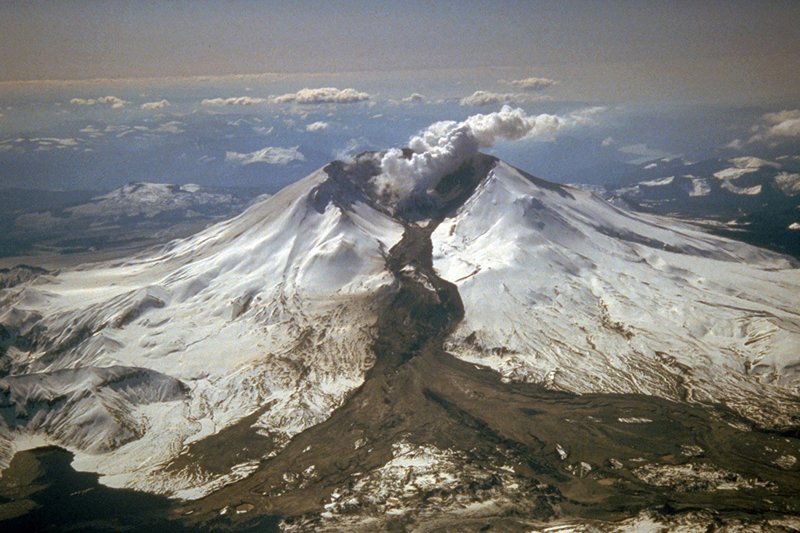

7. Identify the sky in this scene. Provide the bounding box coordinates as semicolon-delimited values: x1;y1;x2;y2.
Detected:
0;1;799;194
1;1;800;104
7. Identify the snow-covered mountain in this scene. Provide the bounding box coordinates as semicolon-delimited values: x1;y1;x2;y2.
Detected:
606;156;799;205
15;182;250;230
434;160;799;426
602;155;800;257
1;106;799;528
2;150;799;498
3;182;263;259
1;167;403;495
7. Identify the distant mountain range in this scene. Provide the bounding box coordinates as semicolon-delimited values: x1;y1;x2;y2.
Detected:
598;155;800;257
0;182;268;258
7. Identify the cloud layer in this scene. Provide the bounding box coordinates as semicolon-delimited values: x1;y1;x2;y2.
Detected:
735;109;800;145
271;87;369;104
402;93;426;104
500;76;558;91
0;136;84;152
225;146;305;166
459;90;545;107
141;99;170;110
201;96;267;106
754;109;800;141
375;105;602;203
70;96;128;109
305;121;329;132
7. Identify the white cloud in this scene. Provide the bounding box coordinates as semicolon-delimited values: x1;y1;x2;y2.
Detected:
459;90;543;107
225;146;306;166
762;110;800;138
79;125;105;138
70;96;128;109
153;121;185;134
500;76;558;91
618;143;675;163
70;98;97;106
774;172;800;196
141;99;170;110
227;117;261;127
271;87;370;104
40;137;79;148
375;105;603;203
763;109;800;124
98;96;127;109
201;96;267;106
2;136;84;152
601;136;615;147
80;121;184;138
747;109;800;143
402;93;426;104
724;138;744;150
305;121;329;132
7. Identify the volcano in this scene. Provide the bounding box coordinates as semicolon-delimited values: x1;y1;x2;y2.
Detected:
1;151;799;530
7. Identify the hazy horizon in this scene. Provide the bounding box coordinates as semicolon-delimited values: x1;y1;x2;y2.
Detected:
1;2;798;202
2;1;799;104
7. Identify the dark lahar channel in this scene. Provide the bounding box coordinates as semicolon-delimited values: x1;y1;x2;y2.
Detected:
181;162;800;531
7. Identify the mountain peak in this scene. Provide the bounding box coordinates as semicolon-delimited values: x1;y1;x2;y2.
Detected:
314;151;501;223
1;152;799;522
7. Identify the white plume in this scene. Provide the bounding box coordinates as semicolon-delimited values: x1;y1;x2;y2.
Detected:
374;105;602;203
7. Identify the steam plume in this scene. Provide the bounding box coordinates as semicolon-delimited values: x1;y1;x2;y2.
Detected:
374;105;601;203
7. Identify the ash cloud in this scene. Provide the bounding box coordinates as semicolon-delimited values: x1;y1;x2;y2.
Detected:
374;105;603;203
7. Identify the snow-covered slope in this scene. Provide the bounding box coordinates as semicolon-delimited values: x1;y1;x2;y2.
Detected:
432;161;800;427
1;150;799;502
0;167;403;494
